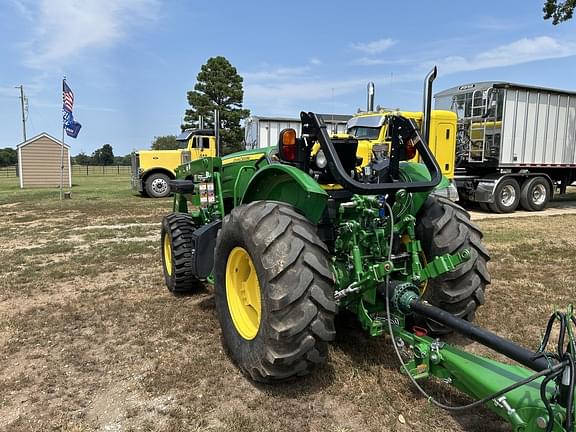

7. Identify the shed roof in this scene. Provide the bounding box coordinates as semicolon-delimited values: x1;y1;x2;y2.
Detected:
16;132;70;149
248;113;352;123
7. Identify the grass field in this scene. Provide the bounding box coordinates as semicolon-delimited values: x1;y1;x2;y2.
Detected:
1;175;576;431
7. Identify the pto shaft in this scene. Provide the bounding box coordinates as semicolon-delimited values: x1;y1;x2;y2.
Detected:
408;299;551;372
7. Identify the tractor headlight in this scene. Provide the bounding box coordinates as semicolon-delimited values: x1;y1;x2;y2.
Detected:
315;150;327;169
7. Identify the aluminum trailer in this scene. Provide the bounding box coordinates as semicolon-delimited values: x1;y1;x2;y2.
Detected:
435;82;576;212
245;114;351;149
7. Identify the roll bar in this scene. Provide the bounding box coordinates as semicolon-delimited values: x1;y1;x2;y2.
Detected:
300;111;442;194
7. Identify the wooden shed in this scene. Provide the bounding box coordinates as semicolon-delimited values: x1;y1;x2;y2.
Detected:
17;133;72;188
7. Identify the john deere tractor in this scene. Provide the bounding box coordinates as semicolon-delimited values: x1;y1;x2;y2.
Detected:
160;69;576;431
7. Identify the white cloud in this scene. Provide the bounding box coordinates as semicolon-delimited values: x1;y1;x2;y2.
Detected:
353;57;415;66
429;36;576;74
243;65;313;81
23;0;159;69
243;71;421;116
242;58;323;81
351;38;396;55
8;0;35;21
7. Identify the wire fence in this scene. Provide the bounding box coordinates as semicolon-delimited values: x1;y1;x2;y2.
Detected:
0;165;132;178
71;165;132;176
0;166;17;178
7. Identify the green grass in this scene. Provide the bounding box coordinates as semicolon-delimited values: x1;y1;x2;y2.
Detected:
0;176;172;213
2;176;576;432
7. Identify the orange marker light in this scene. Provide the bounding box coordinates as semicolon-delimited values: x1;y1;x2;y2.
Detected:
282;129;296;146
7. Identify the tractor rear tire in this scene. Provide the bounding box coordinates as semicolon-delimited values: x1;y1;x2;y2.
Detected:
161;212;202;294
416;196;490;334
214;201;336;383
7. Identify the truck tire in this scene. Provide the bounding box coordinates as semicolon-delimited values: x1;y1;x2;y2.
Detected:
479;202;491;212
214;201;336;383
520;177;550;211
161;213;202;294
416;196;490;334
488;178;520;213
145;173;171;198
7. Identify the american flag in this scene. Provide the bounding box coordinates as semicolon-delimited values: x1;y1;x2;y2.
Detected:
63;81;74;112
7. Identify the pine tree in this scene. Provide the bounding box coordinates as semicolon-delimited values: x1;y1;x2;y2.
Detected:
544;0;576;23
182;56;250;155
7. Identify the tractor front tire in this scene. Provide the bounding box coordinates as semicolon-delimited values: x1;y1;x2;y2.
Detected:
161;212;202;294
416;196;490;334
214;201;336;383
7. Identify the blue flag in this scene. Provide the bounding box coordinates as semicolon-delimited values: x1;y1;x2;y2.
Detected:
62;80;82;138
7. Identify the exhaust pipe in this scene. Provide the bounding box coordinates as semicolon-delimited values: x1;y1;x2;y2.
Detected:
367;82;375;112
421;66;437;146
214;109;220;157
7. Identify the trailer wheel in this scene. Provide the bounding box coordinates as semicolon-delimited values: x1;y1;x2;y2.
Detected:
416;196;490;334
520;177;550;211
146;173;171;198
161;213;202;294
214;201;336;383
488;178;520;213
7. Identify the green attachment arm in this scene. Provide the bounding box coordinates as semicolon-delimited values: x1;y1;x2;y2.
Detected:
393;327;567;431
420;249;471;281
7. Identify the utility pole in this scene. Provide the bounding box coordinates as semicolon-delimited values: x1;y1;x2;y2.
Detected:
15;85;27;142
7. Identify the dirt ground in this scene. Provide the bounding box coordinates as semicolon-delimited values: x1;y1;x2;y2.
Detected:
2;177;576;431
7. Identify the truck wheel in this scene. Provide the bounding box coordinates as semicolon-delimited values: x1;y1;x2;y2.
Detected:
145;173;171;198
416;196;490;334
214;201;336;383
161;213;201;294
520;177;550;211
479;202;491;212
488;178;520;213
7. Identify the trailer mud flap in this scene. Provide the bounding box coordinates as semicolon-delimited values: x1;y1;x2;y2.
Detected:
191;220;221;279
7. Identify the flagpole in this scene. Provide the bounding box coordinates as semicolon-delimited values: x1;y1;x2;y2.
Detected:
60;76;66;201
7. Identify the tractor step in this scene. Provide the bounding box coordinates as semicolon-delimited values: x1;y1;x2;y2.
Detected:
169;179;195;194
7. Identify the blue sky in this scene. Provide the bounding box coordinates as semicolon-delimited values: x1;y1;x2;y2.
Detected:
0;0;575;156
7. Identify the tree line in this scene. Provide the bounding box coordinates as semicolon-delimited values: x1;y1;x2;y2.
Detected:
73;144;132;165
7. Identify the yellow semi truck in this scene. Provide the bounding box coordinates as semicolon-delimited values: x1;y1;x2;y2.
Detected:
131;129;217;197
341;76;459;201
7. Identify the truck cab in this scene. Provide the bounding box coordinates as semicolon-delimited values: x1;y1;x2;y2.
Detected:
131;129;217;198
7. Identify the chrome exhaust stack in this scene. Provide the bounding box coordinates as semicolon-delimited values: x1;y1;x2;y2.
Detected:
367;82;375;112
421;66;437;146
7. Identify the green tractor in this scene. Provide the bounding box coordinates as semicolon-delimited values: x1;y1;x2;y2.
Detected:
160;69;576;431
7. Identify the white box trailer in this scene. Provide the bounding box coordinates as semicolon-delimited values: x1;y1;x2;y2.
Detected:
435;82;576;213
245;114;351;149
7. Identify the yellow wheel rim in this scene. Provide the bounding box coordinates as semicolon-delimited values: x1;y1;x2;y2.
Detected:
163;234;173;276
225;247;262;340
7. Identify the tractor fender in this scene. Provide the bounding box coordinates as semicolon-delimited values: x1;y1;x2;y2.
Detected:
240;164;329;224
398;162;452;214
